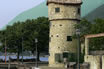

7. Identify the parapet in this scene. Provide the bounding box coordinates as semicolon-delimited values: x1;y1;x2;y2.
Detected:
47;0;82;5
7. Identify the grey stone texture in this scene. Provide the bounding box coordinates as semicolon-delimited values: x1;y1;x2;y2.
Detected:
48;3;80;21
47;0;81;67
85;55;101;69
85;38;89;55
84;36;104;69
102;56;104;69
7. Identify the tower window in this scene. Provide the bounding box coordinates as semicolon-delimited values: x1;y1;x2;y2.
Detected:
51;35;53;37
60;24;62;26
55;7;60;13
67;36;72;41
53;25;55;27
56;35;59;37
56;34;59;37
58;47;60;49
78;8;80;14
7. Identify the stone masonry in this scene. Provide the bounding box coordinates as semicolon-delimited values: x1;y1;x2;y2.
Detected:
84;34;104;69
84;55;101;69
47;0;82;67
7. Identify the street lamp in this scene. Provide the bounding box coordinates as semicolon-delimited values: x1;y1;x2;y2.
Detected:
21;30;24;64
21;37;23;64
35;38;38;68
76;29;81;69
5;37;7;64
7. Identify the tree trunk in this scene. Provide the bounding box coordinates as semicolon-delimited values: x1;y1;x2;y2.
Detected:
37;51;40;61
17;46;20;63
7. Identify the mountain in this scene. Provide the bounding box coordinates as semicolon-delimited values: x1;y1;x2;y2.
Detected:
81;0;104;17
8;1;48;26
4;0;104;29
84;4;104;21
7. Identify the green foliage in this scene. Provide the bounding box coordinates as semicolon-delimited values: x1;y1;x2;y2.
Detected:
76;18;104;51
75;19;92;37
89;18;104;51
68;53;76;62
0;17;49;54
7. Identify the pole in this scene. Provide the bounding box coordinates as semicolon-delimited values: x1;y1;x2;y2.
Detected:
22;37;23;64
36;42;38;67
17;45;19;63
5;37;7;64
8;56;11;69
77;34;80;69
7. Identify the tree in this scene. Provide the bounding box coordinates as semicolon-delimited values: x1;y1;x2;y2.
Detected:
75;19;92;37
0;17;49;61
89;18;104;51
75;18;104;51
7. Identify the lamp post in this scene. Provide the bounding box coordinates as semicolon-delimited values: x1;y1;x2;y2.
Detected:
5;37;7;64
35;38;38;68
21;30;24;64
76;29;81;69
21;37;23;64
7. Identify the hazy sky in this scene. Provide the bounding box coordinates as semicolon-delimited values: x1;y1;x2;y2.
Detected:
0;0;45;29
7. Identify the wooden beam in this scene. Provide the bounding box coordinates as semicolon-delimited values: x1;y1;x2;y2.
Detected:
85;33;104;38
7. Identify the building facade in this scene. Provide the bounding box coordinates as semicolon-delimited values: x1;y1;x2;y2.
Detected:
47;0;82;67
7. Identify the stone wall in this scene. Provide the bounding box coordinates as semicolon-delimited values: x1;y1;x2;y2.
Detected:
48;2;81;67
49;20;77;53
84;55;101;69
102;56;104;69
49;20;78;67
90;51;104;55
48;3;80;21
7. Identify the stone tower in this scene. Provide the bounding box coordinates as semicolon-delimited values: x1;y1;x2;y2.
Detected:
47;0;82;67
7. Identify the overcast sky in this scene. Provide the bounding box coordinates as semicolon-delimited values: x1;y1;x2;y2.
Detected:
0;0;45;29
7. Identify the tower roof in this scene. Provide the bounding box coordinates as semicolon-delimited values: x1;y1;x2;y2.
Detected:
47;0;82;5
